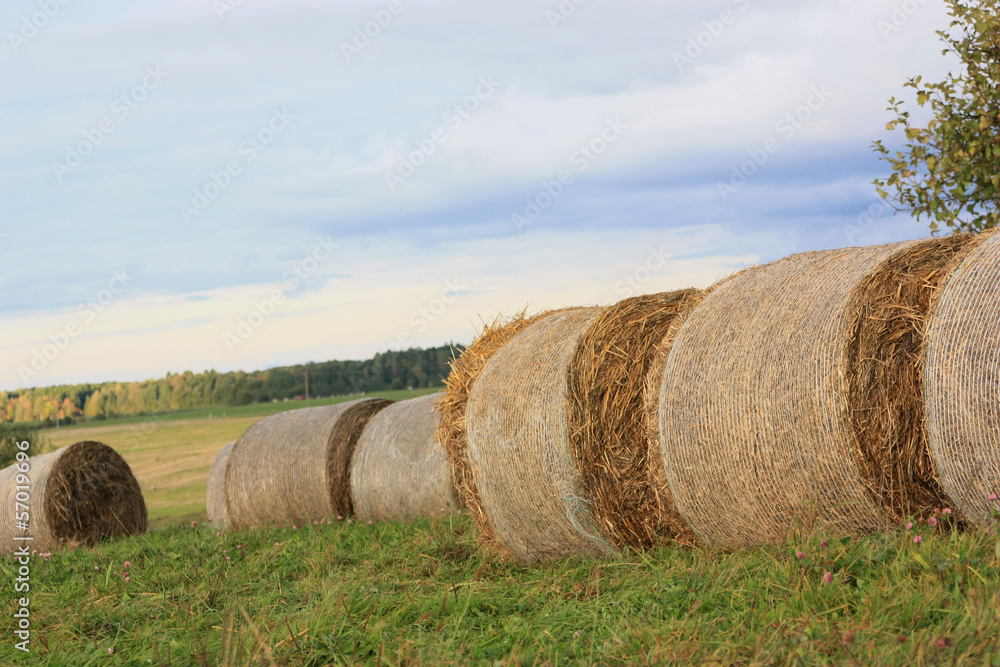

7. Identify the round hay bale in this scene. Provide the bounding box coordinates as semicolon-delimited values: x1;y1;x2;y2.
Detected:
350;393;460;522
658;239;979;546
206;441;235;529
567;290;704;550
225;398;392;529
466;307;615;563
0;441;146;552
845;233;987;517
925;230;1000;524
437;309;550;546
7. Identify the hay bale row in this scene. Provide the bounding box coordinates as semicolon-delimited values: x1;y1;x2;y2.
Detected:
925;230;1000;525
350;393;460;522
0;441;146;552
653;236;986;547
224;398;391;530
206;441;235;529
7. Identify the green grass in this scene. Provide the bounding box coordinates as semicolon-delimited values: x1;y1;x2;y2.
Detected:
4;515;1000;665
43;388;442;432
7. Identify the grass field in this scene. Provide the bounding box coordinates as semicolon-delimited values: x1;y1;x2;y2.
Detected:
38;388;441;529
3;513;1000;664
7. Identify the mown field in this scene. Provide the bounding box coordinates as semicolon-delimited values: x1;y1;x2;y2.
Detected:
39;388;440;528
3;514;1000;664
4;390;998;665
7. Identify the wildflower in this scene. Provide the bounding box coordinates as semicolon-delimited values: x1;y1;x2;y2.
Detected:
292;525;298;530
918;517;926;524
819;540;828;548
217;531;222;537
124;561;131;569
367;520;373;525
935;638;949;648
226;556;231;561
94;566;99;571
943;508;952;515
347;519;353;525
823;571;833;584
913;535;923;544
337;515;343;521
108;648;114;655
191;521;197;528
840;630;855;646
929;517;938;527
440;508;446;513
274;542;280;548
906;522;913;530
124;576;130;583
795;551;806;560
989;494;997;501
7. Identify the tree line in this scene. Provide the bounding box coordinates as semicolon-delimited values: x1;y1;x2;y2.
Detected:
0;345;458;425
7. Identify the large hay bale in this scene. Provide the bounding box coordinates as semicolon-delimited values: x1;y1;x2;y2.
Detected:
206;441;235;529
0;441;146;552
437;309;549;547
350;393;460;522
925;230;1000;524
658;238;982;546
567;290;704;549
225;398;392;529
466;307;615;563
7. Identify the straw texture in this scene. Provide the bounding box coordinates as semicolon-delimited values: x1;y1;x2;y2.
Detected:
350;393;459;522
206;441;235;529
925;230;1000;524
844;234;987;517
567;290;703;549
0;441;147;553
225;398;392;529
466;307;616;563
659;244;916;546
438;309;550;549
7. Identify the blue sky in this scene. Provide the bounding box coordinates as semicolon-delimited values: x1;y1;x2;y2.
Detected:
0;0;954;390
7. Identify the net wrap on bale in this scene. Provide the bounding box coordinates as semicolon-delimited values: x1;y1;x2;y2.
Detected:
925;230;1000;524
350;393;460;522
466;307;616;563
437;309;549;548
568;290;703;549
0;441;147;553
656;241;979;546
225;398;392;529
206;441;235;529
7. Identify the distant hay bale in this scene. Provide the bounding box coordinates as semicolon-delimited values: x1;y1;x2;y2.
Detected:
225;398;392;529
206;441;235;529
350;393;460;522
925;230;1000;524
0;441;147;552
567;290;704;550
658;239;981;546
437;309;549;547
466;307;615;563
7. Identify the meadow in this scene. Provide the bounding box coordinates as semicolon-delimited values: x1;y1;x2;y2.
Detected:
2;389;998;665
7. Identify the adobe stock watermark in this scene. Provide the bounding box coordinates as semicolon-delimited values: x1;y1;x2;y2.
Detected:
673;0;751;72
52;66;167;182
511;117;628;233
613;245;671;299
8;0;71;54
179;108;294;224
877;0;930;40
545;0;587;30
214;0;245;20
716;85;833;201
224;236;339;352
386;279;467;352
340;0;404;63
844;198;894;244
383;76;502;192
17;269;132;383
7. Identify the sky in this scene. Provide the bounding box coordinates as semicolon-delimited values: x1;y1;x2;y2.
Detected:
0;0;956;391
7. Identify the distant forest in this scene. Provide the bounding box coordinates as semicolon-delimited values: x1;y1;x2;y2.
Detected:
0;345;458;425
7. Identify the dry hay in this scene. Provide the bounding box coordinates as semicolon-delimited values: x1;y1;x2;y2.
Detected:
925;230;1000;524
466;307;616;563
206;441;235;529
567;290;704;550
655;241;975;547
350;393;460;522
845;233;986;518
437;308;549;549
225;398;392;529
0;441;146;552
